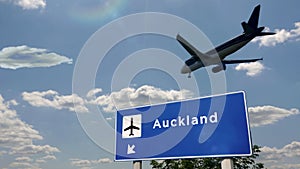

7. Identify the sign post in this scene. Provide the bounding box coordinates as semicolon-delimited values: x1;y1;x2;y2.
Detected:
221;159;234;169
133;161;142;169
115;91;252;162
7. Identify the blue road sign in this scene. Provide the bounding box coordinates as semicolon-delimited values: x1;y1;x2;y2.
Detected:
115;91;252;161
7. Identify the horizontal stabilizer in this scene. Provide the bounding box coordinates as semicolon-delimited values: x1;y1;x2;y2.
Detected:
222;58;262;64
258;32;276;36
242;22;255;34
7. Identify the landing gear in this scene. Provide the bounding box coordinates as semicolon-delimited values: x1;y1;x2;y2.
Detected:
188;73;191;78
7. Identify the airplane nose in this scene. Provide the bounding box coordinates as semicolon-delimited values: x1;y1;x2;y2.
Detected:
181;65;191;74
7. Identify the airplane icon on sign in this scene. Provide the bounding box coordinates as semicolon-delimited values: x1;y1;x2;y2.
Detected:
124;118;140;136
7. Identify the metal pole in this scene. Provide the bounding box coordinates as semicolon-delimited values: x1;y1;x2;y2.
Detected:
221;158;234;169
133;160;142;169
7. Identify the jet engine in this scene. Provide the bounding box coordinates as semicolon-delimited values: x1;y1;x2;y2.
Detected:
212;64;226;73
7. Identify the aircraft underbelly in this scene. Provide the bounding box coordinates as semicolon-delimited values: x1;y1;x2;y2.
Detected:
190;61;203;71
218;40;249;59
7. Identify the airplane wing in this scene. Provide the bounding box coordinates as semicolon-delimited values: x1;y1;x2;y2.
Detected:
222;58;262;64
176;34;210;61
124;125;140;131
132;126;140;130
124;126;131;131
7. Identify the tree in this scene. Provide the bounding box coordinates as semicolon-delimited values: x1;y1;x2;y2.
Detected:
151;145;264;169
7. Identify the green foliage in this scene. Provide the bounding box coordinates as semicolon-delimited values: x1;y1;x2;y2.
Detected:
150;145;265;169
232;145;265;169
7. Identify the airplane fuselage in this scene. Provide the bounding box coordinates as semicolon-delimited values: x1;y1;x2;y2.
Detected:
179;5;275;76
212;34;254;59
181;33;255;73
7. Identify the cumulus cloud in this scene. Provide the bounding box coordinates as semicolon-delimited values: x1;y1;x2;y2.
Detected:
252;22;300;47
40;155;56;160
23;85;193;114
0;0;46;10
93;158;113;164
70;159;91;168
9;161;39;169
87;85;193;113
249;105;299;127
34;155;56;164
15;156;33;162
0;95;42;148
259;141;300;169
86;88;102;99
22;90;89;113
70;158;112;169
21;87;299;129
0;94;59;168
10;144;60;155
235;62;265;76
0;45;72;69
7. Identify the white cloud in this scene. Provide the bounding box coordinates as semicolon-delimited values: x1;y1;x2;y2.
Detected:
106;117;113;121
87;85;193;113
70;158;112;169
92;158;113;164
0;0;46;10
15;156;33;162
35;159;46;163
252;22;300;47
0;95;42;148
40;155;56;160
10;144;60;155
23;85;193;114
34;155;56;163
259;141;300;169
21;88;299;129
70;159;91;168
249;105;299;127
235;62;265;76
86;88;102;99
9;161;38;168
0;94;60;168
0;45;72;69
22;90;89;113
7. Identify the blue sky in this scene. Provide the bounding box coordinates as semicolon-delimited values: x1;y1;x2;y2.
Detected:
0;0;300;169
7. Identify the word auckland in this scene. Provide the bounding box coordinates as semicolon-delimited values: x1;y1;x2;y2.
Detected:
153;112;218;129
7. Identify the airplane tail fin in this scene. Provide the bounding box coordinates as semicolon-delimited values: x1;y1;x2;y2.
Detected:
241;22;255;34
248;4;260;29
241;5;275;36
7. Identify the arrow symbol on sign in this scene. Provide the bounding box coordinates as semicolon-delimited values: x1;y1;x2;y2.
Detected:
127;144;136;154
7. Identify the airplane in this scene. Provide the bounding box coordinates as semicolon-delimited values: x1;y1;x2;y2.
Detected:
124;118;140;136
177;5;275;78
